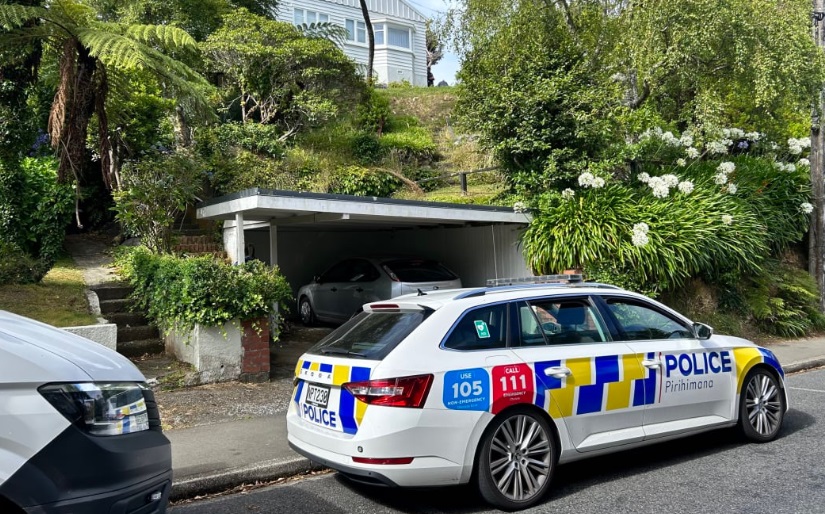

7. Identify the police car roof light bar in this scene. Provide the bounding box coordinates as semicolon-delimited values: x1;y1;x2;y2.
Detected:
486;274;583;286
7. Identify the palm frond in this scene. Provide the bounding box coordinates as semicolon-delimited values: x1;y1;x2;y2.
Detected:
0;5;47;31
124;24;198;52
297;22;347;46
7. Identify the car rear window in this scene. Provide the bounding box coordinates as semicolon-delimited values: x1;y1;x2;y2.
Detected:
383;259;457;282
307;310;429;360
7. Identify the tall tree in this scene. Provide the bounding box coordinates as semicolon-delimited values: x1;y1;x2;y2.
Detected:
0;1;208;190
425;20;443;86
358;0;374;83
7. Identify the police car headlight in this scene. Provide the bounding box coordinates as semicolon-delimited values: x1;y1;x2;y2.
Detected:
38;382;151;436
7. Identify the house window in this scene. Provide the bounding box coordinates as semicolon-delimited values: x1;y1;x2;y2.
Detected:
374;23;385;45
294;8;328;26
345;18;366;43
387;26;410;49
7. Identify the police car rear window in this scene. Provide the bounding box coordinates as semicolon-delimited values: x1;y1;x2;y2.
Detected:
308;310;429;360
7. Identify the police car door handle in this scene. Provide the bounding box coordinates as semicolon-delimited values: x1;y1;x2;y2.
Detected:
642;359;662;369
544;366;571;378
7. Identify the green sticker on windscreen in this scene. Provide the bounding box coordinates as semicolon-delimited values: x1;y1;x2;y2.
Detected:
474;320;490;339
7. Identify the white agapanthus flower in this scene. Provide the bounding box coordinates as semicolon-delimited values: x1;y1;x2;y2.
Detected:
717;161;735;174
727;184;738;194
633;222;650;234
773;161;785;170
578;172;595;187
707;141;728;155
680;133;694;147
678;181;694;194
676;158;687;167
798;158;810;167
714;173;728;185
562;188;575;199
770;142;780;150
592;177;606;189
722;129;731;138
513;201;526;213
801;202;814;214
685;147;700;159
632;231;649;247
722;214;734;225
745;131;761;142
800;137;812;149
661;131;681;146
729;128;745;139
662;174;680;187
788;138;803;155
648;177;670;198
638;172;651;183
785;163;797;173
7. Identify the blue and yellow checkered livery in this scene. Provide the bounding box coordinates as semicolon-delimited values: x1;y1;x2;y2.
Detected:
534;353;657;418
294;359;371;434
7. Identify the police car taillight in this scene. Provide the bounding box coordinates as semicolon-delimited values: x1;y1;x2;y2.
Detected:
343;374;433;408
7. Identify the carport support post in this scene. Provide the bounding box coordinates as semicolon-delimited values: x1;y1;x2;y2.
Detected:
269;220;280;340
235;213;245;264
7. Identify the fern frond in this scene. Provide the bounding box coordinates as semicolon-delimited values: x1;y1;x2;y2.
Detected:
0;5;47;31
297;22;348;46
124;24;198;51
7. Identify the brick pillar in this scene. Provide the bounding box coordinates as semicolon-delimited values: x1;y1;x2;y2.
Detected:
240;317;270;383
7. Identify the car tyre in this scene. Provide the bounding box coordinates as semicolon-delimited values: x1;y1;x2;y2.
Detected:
476;408;556;510
299;296;316;326
739;367;785;443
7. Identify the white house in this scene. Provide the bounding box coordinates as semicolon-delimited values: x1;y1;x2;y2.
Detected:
276;0;428;86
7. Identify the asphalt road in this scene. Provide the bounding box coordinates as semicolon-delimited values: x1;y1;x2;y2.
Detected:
171;368;825;514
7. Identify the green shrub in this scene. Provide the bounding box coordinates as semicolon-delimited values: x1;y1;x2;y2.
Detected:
379;127;438;164
351;132;385;165
0;241;49;285
328;165;401;197
116;247;293;336
211;122;286;158
357;88;391;134
113;152;204;253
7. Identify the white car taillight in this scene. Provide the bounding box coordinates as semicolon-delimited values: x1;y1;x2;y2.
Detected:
39;382;151;436
343;374;433;408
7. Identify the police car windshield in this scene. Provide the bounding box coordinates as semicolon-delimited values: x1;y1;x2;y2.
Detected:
309;310;429;360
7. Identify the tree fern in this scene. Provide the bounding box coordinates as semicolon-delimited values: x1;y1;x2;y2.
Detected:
123;24;198;51
297;22;348;46
0;5;46;30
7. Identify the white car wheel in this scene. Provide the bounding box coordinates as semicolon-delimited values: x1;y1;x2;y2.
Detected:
739;367;784;442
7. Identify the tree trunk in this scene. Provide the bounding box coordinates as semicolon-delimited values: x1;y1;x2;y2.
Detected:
359;0;374;84
811;0;825;311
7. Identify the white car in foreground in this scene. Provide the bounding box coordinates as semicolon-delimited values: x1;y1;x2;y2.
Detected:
286;276;787;510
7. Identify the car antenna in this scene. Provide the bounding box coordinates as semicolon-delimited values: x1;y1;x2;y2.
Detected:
417;288;427;296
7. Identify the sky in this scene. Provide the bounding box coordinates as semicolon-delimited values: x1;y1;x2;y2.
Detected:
403;0;460;85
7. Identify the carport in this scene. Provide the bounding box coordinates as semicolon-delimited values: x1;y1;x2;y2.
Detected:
196;188;533;292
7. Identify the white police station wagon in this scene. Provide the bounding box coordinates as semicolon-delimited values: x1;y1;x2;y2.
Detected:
0;311;171;513
286;276;787;510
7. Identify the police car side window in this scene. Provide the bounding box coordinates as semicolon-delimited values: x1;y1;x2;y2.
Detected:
443;304;508;351
525;300;607;345
606;299;693;341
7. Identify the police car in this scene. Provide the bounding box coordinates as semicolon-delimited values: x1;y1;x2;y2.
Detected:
286;276;787;510
0;311;171;513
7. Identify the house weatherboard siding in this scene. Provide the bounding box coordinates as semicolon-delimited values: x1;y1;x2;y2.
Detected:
277;0;428;86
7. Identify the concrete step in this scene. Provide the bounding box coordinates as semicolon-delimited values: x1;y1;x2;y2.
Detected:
118;338;164;359
91;285;133;301
118;325;159;343
106;311;149;328
100;298;132;314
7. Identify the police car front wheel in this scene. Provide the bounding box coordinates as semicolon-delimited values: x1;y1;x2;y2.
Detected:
477;408;556;510
739;367;785;443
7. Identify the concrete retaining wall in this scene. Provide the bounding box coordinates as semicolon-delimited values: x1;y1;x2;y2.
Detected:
63;323;118;351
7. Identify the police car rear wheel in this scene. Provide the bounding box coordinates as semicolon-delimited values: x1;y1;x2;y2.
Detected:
739;368;784;443
299;297;316;326
477;409;556;510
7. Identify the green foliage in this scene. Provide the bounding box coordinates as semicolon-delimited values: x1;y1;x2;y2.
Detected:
356;88;391;134
0;241;49;285
742;261;825;337
0;157;73;269
328;165;401;197
351;132;385;165
523;182;767;293
211;122;285;158
379;127;438;164
207;149;299;194
115;246;293;336
202;9;363;132
113;152;204;253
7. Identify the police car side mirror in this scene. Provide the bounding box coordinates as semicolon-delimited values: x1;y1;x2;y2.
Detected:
693;322;713;340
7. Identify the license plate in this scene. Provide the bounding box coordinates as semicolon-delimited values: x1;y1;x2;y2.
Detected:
305;383;330;408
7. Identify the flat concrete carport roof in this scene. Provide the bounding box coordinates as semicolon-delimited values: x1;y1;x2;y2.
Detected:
196;188;533;289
